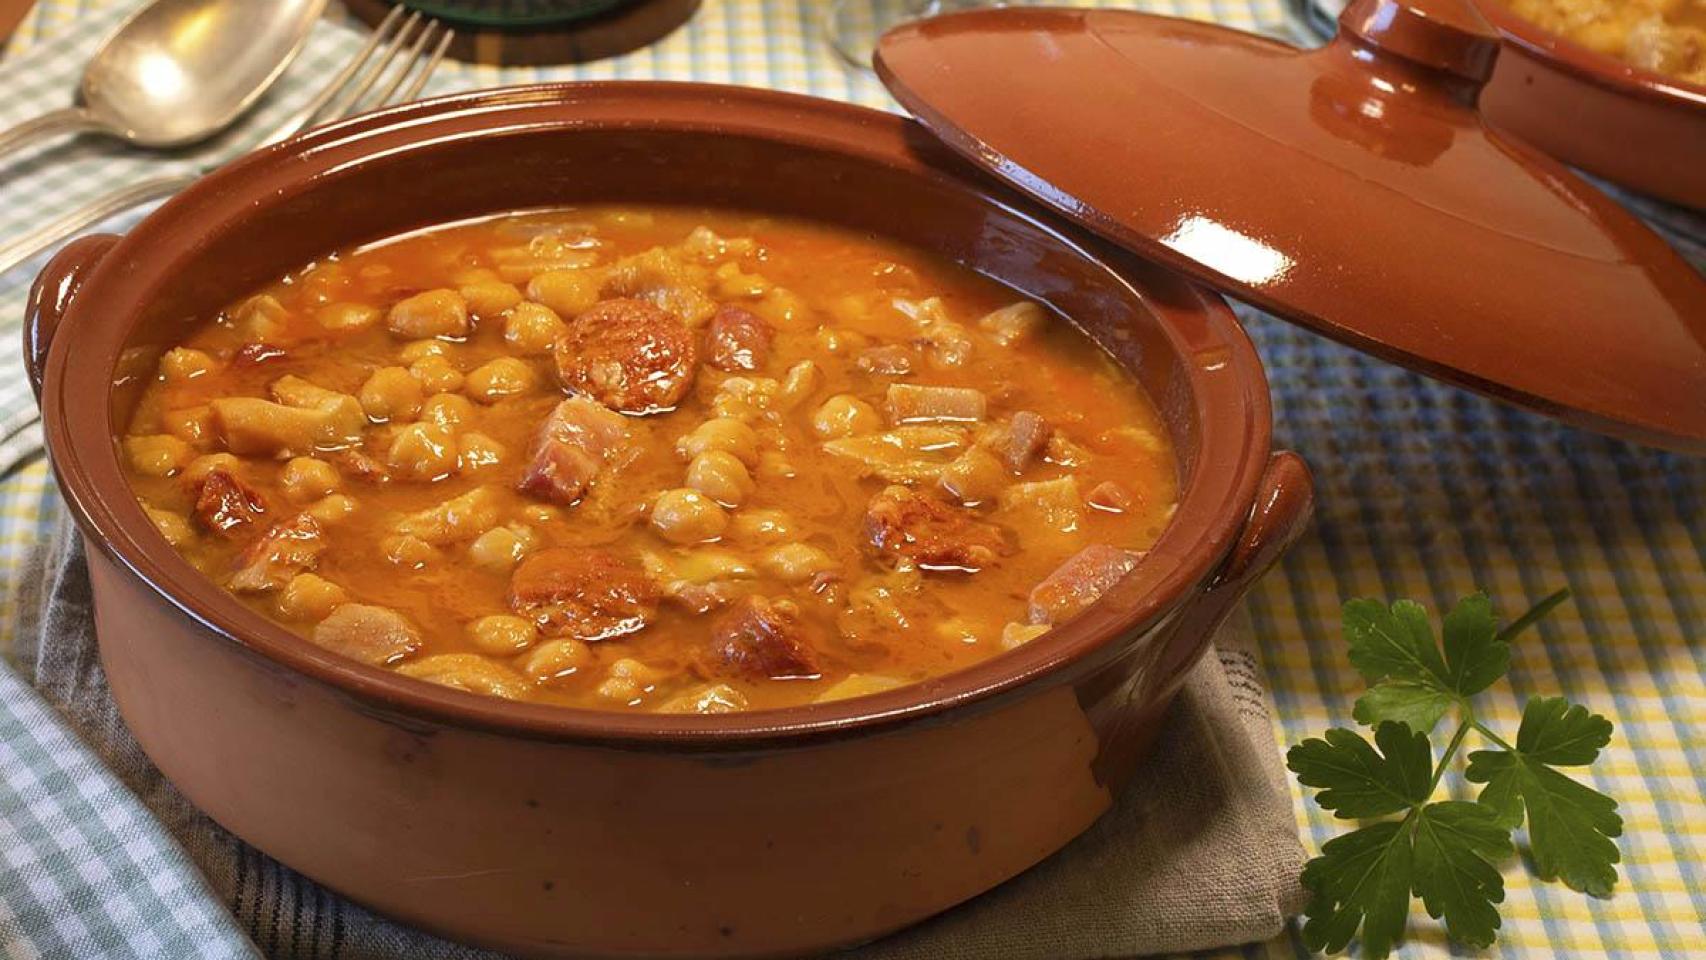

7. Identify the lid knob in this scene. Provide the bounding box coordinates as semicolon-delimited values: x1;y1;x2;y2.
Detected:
1338;0;1502;84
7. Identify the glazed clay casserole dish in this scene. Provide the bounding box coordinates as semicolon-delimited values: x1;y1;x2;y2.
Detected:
26;83;1312;959
1477;0;1706;208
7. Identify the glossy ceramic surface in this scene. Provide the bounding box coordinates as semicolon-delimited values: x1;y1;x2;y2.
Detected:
1477;1;1706;208
28;84;1312;957
876;0;1706;455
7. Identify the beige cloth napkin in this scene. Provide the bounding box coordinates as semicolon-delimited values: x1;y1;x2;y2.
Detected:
14;513;1306;958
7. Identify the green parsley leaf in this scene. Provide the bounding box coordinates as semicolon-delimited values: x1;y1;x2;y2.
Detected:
1300;819;1415;959
1466;697;1622;896
1344;598;1447;687
1439;593;1508;696
1346;594;1510;732
1411;801;1510;947
1300;800;1512;959
1287;723;1432;819
1352;680;1457;734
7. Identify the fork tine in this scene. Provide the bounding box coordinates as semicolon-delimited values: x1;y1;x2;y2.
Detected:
365;20;441;112
395;27;454;106
323;11;424;121
257;4;408;148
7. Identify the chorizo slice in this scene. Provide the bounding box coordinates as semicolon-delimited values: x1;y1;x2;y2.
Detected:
509;548;658;641
862;485;1008;573
193;468;268;538
1027;544;1144;625
699;596;820;680
553;297;697;414
704;304;774;372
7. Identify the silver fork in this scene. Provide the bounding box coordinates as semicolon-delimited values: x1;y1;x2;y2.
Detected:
0;7;454;279
0;8;453;479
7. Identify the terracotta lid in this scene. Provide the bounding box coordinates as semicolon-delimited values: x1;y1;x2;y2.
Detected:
875;0;1706;453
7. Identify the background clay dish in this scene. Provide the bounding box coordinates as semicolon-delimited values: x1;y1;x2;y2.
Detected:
1476;1;1704;208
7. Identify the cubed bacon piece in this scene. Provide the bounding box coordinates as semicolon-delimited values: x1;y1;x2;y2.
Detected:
311;603;421;666
704;304;774;372
999;411;1052;473
509;548;658;641
884;384;987;424
699;596;820;680
862;485;1008;573
193;469;267;538
228;514;325;593
553;298;697;414
1085;480;1136;514
1027;544;1144;625
517;396;632;506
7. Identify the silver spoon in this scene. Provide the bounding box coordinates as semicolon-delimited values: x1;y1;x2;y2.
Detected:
0;0;328;165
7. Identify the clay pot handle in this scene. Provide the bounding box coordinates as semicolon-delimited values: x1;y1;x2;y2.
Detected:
24;233;120;402
1143;451;1315;699
1337;0;1502;84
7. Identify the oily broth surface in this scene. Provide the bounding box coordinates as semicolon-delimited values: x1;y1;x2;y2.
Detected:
121;205;1178;712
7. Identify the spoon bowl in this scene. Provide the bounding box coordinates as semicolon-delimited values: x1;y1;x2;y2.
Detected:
0;0;327;162
81;0;329;146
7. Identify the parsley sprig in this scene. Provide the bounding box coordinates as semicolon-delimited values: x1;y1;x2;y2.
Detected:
1286;590;1622;957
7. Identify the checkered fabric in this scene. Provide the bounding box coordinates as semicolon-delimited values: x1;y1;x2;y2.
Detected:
1;2;1702;959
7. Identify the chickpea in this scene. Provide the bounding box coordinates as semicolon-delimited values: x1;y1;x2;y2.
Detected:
675;417;759;466
143;506;193;546
280;457;340;503
460;280;524;317
316;302;380;332
457;432;505;473
649;488;727;544
183;453;241;484
465;357;537;404
305;493;358;525
728;508;795;544
399;339;451;364
597;657;660;702
467;524;536;572
383;533;438;569
357;366;423;423
502;302;567;355
467;614;536;655
276;574;348;622
124;434;192;478
408;355;464;394
387;288;469;338
388;422;459;478
812;394;881;439
158;347;215;382
523;638;593;681
685;450;754;506
1001;622;1050;650
160;406;214;448
527;268;601;318
420;393;474;432
760;543;837;583
779;360;820;409
519;503;563;525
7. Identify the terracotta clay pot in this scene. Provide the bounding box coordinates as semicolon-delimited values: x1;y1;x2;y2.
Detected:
26;84;1313;959
1477;1;1706;209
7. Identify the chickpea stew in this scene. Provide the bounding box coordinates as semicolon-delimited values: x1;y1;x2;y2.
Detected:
119;206;1178;713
